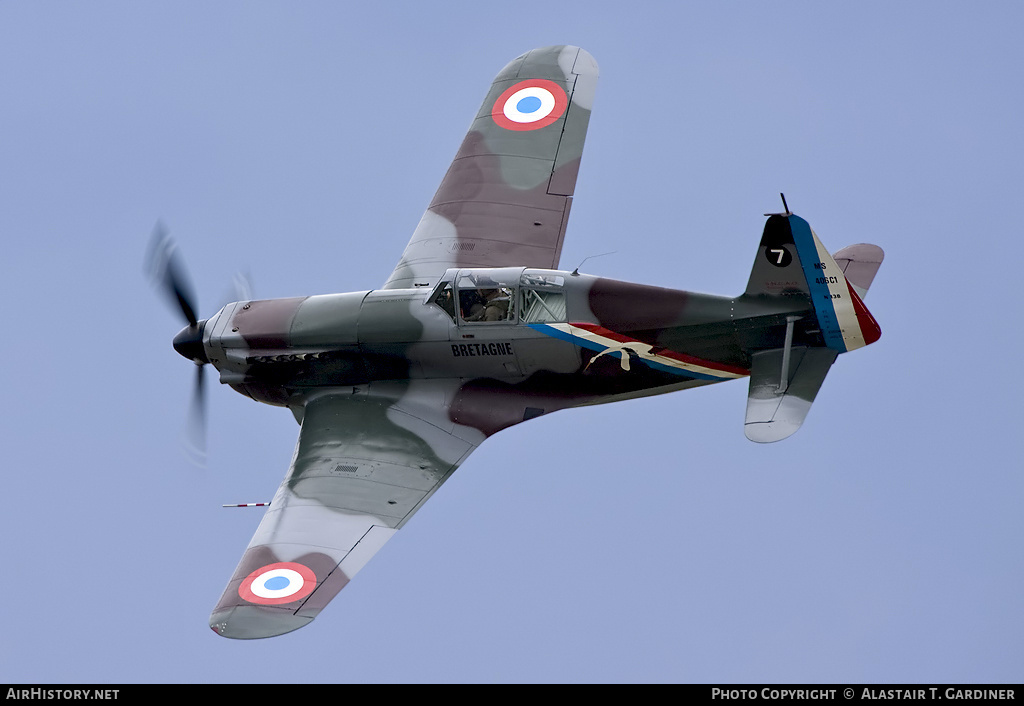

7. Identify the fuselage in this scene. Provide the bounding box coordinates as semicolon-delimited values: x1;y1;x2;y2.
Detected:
197;267;813;436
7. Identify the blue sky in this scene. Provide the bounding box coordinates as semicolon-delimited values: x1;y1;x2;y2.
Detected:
1;1;1021;683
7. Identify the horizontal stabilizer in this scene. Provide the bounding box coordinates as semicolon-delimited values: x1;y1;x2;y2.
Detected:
744;346;838;443
832;244;884;299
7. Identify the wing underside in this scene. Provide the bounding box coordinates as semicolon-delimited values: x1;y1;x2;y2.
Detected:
383;45;599;290
209;383;482;639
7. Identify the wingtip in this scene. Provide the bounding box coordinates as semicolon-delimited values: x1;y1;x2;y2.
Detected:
209;606;314;640
744;419;802;443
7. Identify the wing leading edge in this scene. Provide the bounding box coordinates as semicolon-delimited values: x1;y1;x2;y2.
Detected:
383;45;599;290
209;383;482;639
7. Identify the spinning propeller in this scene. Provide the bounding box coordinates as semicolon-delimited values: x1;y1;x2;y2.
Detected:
145;221;231;464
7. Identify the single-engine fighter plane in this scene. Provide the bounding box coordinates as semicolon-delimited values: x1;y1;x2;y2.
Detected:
148;46;883;639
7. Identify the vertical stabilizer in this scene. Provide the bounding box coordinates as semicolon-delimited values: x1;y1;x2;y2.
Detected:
741;213;883;442
746;214;880;353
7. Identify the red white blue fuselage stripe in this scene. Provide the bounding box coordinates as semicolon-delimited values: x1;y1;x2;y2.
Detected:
529;322;748;380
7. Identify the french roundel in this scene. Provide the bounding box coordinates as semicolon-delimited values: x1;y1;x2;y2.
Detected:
238;562;317;605
492;79;568;131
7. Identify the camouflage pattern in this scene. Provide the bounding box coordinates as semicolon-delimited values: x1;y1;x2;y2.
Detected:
384;45;598;290
175;47;885;639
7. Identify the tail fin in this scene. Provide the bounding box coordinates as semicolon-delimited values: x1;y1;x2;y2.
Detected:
742;213;882;442
745;214;881;353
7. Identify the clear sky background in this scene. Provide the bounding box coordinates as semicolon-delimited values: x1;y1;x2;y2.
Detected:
2;1;1021;684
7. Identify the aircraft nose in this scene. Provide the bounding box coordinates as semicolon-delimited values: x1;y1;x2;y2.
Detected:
173;320;209;364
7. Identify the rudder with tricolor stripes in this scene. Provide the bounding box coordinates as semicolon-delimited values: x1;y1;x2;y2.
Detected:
745;214;881;353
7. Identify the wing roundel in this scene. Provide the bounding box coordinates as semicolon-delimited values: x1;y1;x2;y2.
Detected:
384;45;599;290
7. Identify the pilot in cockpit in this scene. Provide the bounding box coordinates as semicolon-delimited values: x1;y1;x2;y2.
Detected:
463;281;512;322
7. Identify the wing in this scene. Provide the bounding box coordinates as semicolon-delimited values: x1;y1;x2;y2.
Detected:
209;383;483;639
383;45;599;290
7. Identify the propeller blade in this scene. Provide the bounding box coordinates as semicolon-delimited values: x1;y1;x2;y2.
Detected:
219;270;253;310
145;220;199;327
230;271;253;304
145;220;244;467
183;362;208;466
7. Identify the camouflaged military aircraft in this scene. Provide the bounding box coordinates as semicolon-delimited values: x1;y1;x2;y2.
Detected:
149;45;883;639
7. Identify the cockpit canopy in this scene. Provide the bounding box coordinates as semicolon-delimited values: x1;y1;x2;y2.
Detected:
427;268;567;324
